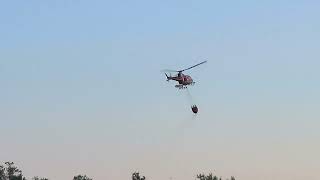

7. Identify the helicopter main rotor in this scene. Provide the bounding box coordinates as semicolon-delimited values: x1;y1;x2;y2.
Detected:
162;60;207;73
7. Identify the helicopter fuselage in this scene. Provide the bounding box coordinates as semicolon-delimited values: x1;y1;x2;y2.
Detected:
166;73;194;85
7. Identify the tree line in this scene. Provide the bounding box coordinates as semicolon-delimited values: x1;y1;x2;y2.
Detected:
132;172;235;180
0;162;91;180
0;162;235;180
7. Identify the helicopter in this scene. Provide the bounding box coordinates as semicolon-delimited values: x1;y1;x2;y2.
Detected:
163;61;207;89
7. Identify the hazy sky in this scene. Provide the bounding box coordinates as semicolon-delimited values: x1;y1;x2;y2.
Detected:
1;1;320;180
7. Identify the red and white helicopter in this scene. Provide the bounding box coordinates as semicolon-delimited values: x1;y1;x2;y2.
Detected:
163;61;207;89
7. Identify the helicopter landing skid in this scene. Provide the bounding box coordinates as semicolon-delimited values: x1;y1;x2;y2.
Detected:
175;85;187;89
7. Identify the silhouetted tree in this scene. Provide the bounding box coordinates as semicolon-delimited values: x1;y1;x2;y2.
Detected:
0;162;25;180
0;165;6;180
73;175;92;180
32;177;49;180
197;173;216;180
132;172;145;180
196;173;234;180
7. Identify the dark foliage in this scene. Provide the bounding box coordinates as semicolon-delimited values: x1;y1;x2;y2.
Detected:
132;172;146;180
73;175;92;180
196;173;235;180
0;162;25;180
32;177;49;180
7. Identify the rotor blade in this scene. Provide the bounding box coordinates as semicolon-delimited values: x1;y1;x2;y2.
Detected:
180;61;207;72
161;69;179;73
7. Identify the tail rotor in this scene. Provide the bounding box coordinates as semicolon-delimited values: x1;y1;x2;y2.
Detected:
165;73;170;81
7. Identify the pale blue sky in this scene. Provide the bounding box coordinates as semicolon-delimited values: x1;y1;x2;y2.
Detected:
1;1;320;180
